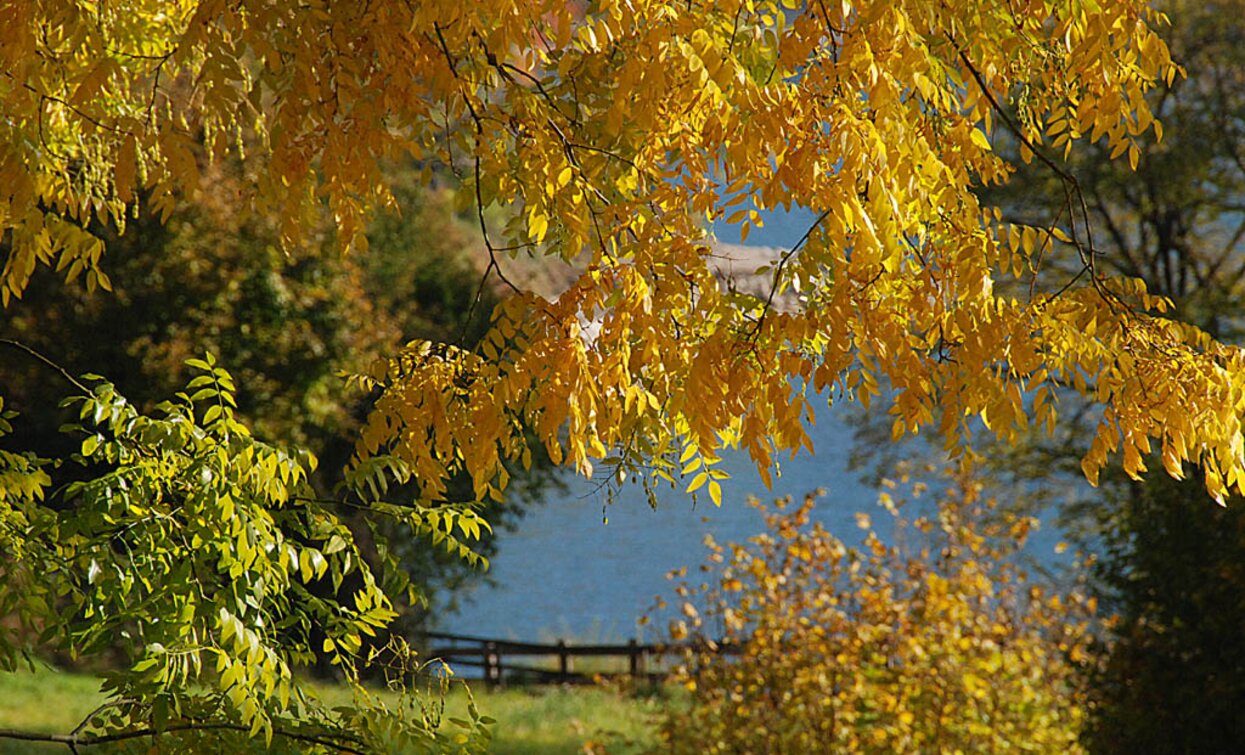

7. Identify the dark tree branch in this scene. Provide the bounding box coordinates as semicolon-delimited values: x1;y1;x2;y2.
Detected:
0;722;368;754
1089;185;1143;281
0;339;93;395
752;209;831;340
951;44;1118;310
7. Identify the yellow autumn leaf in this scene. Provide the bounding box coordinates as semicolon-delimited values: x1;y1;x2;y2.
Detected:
970;128;992;151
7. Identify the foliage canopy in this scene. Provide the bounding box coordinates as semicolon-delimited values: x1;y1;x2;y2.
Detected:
2;0;1240;505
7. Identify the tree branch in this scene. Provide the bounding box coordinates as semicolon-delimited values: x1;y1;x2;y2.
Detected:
951;46;1105;295
0;339;92;395
752;209;831;339
0;722;368;754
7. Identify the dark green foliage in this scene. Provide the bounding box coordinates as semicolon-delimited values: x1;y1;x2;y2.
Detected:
1084;471;1245;753
0;162;475;462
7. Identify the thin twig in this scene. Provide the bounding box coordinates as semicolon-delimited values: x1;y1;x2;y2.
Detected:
431;24;521;302
474;156;521;295
752;209;831;339
460;255;499;346
2;72;137;138
71;698;134;738
951;46;1101;281
0;339;92;394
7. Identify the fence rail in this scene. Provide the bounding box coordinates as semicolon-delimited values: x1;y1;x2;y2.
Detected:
423;631;735;686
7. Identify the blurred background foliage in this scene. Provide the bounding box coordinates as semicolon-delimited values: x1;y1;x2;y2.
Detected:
0;156;560;640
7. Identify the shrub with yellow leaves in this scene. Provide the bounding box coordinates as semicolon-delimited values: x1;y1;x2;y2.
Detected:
655;464;1097;753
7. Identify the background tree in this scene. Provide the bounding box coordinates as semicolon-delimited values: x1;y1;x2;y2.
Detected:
0;157;563;634
1084;472;1245;751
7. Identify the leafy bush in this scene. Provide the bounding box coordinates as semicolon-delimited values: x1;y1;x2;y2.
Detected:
0;358;492;752
655;465;1097;753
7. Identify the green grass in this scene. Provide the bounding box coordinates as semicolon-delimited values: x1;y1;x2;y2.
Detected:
0;667;108;754
0;667;665;754
444;685;664;754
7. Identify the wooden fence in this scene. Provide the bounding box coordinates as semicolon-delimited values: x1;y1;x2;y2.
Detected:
423;631;683;686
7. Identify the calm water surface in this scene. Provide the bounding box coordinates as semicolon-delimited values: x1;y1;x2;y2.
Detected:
444;408;869;640
443;409;1067;641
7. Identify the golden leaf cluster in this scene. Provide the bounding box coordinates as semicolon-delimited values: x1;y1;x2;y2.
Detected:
657;465;1099;753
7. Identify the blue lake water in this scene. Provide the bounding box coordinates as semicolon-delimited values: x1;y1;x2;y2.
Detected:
442;406;1068;642
444;406;868;641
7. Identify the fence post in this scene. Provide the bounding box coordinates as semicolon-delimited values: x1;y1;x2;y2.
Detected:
484;641;501;687
557;639;569;678
628;638;641;678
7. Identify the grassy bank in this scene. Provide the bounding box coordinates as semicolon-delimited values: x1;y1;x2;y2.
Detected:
0;667;664;754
